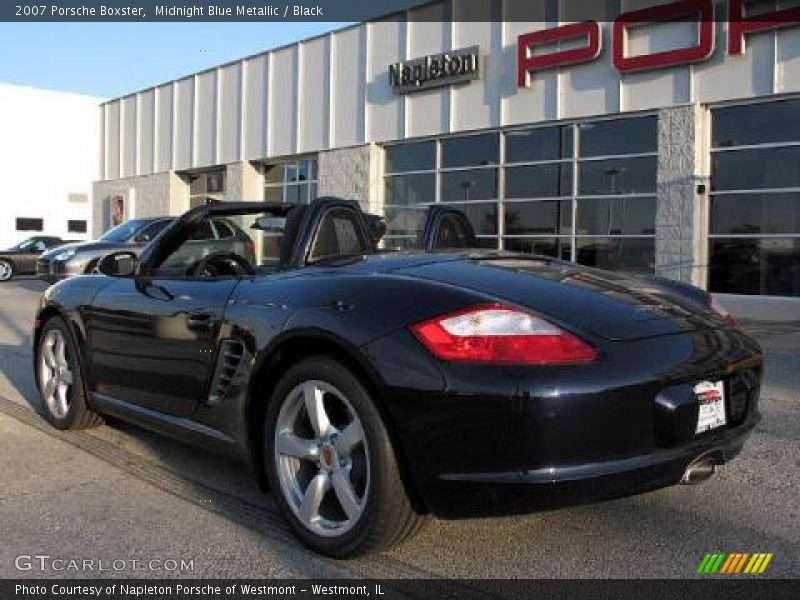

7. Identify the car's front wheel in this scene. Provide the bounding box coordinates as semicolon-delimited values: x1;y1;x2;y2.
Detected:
0;259;14;282
264;357;426;557
36;317;102;430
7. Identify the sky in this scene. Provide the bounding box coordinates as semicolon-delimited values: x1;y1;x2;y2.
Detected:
0;22;348;99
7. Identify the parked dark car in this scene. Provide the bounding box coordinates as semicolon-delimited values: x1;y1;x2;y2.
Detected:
37;216;253;282
0;236;68;282
33;198;762;557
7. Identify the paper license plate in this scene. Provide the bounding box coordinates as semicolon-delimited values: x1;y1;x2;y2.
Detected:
694;380;726;434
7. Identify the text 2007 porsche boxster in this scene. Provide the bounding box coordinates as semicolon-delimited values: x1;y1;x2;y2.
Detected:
33;198;762;557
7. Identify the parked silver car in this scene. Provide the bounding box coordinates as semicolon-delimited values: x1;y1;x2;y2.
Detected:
37;217;254;282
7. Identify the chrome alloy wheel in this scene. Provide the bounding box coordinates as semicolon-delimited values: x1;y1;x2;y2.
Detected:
0;261;11;281
38;329;74;419
274;380;370;537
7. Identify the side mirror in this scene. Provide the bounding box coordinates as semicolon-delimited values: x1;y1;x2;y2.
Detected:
97;251;138;278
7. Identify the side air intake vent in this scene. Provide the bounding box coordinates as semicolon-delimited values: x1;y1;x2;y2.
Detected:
208;340;245;406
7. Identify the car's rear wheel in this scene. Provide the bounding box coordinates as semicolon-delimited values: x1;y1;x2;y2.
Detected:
36;317;102;430
0;259;13;282
264;357;425;557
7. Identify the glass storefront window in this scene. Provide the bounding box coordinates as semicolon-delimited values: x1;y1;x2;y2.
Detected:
576;237;655;275
579;116;657;157
577;197;656;236
441;133;499;168
578;157;657;196
381;115;658;272
505;201;571;236
263;158;318;205
710;100;800;296
505;237;572;261
385;141;436;173
505;126;572;164
187;169;226;208
440;169;498;202
384;173;435;206
505;163;572;199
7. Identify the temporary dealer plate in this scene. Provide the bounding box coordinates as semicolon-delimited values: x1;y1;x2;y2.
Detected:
695;380;727;434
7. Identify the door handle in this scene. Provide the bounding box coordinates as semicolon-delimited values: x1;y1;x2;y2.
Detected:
186;311;218;333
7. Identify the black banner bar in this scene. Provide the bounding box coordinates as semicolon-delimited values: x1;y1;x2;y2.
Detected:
3;0;800;23
3;579;799;600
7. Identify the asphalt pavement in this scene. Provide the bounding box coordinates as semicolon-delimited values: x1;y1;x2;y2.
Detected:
0;278;797;579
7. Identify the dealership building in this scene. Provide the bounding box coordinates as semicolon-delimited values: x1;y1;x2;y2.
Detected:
94;0;800;307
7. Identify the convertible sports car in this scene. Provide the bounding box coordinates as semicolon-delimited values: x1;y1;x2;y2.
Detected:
33;198;762;557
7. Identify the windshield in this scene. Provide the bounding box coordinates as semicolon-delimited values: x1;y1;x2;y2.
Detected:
9;239;37;251
100;219;151;243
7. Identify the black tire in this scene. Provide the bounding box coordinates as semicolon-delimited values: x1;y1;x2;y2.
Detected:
0;259;13;282
264;357;426;557
35;317;103;430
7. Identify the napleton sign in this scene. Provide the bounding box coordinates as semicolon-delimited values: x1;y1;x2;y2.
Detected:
517;0;800;86
389;46;480;94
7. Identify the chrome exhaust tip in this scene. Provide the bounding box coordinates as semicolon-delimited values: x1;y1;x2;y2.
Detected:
681;458;716;485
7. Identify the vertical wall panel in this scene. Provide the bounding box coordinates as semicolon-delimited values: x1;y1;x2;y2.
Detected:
173;77;193;170
451;6;502;132
137;89;155;175
694;20;775;103
331;26;366;148
298;35;330;153
776;24;800;93
98;105;105;181
120;95;137;178
502;0;558;127
104;102;121;181
154;84;173;173
243;54;268;160
194;70;217;167
366;16;406;142
406;5;450;138
218;62;242;164
269;46;298;157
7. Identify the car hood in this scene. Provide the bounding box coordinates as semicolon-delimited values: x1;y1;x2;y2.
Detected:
392;254;725;341
40;240;125;259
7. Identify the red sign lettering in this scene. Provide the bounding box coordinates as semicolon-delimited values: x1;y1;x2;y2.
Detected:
728;0;800;55
517;21;601;88
613;0;715;73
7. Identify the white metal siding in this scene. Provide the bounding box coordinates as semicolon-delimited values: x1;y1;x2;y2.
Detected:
98;2;800;180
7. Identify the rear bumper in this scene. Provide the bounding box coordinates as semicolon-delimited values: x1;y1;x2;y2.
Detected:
425;411;758;518
363;326;763;519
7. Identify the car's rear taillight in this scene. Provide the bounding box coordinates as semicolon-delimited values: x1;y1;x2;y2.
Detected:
708;296;738;327
410;304;597;365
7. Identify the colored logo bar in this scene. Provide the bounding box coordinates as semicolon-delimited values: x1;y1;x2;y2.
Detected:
696;553;773;574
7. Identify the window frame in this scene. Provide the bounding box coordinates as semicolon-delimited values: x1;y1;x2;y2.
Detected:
708;95;800;296
381;112;659;270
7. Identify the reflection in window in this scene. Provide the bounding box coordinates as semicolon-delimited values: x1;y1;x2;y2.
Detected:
439;202;498;236
577;197;656;236
506;163;572;199
710;99;800;296
385;173;435;206
188;169;226;208
579;116;657;157
441;133;499;168
578;157;657;196
576;238;655;275
263;158;318;204
505;201;571;236
441;169;498;202
385;141;436;173
506;126;572;163
506;237;571;261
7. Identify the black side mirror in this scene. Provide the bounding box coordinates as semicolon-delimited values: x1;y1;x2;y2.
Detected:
97;251;138;278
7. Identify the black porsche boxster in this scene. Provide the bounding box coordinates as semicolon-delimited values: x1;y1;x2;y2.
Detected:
33;198;762;557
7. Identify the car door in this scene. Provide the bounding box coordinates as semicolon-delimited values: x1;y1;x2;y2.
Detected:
86;231;239;418
19;240;47;273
